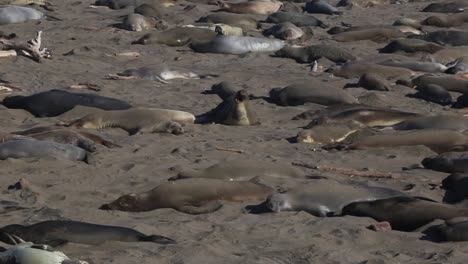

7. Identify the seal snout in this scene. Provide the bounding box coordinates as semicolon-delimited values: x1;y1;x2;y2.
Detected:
235;90;249;102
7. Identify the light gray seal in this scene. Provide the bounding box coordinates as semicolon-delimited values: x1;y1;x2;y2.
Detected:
122;13;156;32
190;35;285;55
0;140;86;161
0;6;43;25
0;242;87;264
304;0;342;15
377;59;448;73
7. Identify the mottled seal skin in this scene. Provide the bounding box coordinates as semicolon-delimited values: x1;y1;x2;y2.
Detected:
0;6;43;25
263;22;303;40
94;0;135;9
0;140;87;161
422;155;468;173
389;115;468;132
305;0;342;15
266;11;328;28
357;73;390;91
251;180;405;217
190;35;285;55
269;82;357;106
411;84;453;106
324;129;468;153
422;1;467;13
296;122;362;144
218;0;282;15
411;74;468;94
198;13;258;30
415;30;468;46
99;178;274;214
436;218;468;242
343;196;468;231
441;174;468;203
122;13;156;32
274;44;356;63
0;220;175;246
378;60;448;73
2;90;131;117
132;27;217;46
196;90;259;126
380;39;444;54
173;159;304;181
333;28;405;43
67;108;195;135
326;62;414;79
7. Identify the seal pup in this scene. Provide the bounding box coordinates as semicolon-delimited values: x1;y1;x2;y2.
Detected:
269;82;358;106
266;11;328;28
274;44;356;63
251;180;406;217
132;27;217;46
410;74;468;94
356;73;391;91
422;155;468;173
441;173;468;203
196;90;259;125
173;159;304;180
410;84;453;106
263;22;303;40
99;178;274;214
326;62;414;79
304;0;342;15
342;196;468;231
0;140;87;161
323;129;468;153
121;13;156;32
66;108;195;135
380;39;444;54
414;30;468;46
190;35;285;55
333;28;405;43
198;13;258;31
217;0;282;15
377;59;448;73
109;65;201;84
94;0;135;9
296;122;363;144
388;115;468;132
0;6;43;25
203;81;238;100
436;218;468;241
134;3;161;18
0;220;175;246
2;90;131;117
422;1;467;13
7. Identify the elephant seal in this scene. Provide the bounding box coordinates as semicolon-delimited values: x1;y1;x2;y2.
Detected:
415;30;468;46
422;13;468;28
326;62;414;79
292;103;384;120
183;23;243;36
296;122;362;144
190;35;285;55
250;180;405;217
453;93;468;108
218;0;282;15
305;0;342;15
94;0;135;9
0;220;175;246
132;27;217;46
2;90;131;117
0;242;88;264
99;178;274;214
66;108;195;135
333;28;405;43
377;60;447;73
380;39;444;54
393;18;422;30
198;13;258;30
342;196;468;231
274;44;356;63
436;218;468;242
441;173;468;203
357;73;390;91
411;74;468;94
422;155;468;173
324;129;468;153
411;84;453;106
0;140;87;161
389;115;468;132
422;1;467;13
196;90;259;125
122;13;156;32
266;11;328;28
0;6;43;25
112;65;200;84
269;82;358;106
134;3;161;18
263;22;303;40
173;159;304;180
204;81;238;100
0;0;46;4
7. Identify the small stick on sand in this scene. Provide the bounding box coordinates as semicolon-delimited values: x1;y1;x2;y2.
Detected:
69;82;101;91
0;31;51;62
215;146;244;154
292;162;401;179
106;74;136;80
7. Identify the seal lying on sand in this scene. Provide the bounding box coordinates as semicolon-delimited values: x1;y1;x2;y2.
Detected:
274;44;356;63
190;35;285;55
377;60;447;73
198;13;258;31
109;65;201;84
422;13;468;28
0;220;175;246
410;74;468;94
422;1;468;13
415;30;468;46
2;90;131;117
326;62;414;79
172;159;304;180
266;11;328;28
410;84;453;106
269;82;358;106
0;140;87;161
342;196;468;231
292;103;385;120
356;73;391;91
333;28;405;43
0;6;43;25
66;108;195;135
380;39;444;54
99;178;274;214
323;129;468;153
248;180;405;216
263;22;303;40
441;173;468;203
296;122;363;144
305;0;342;15
422;155;468;173
436;218;468;241
218;0;282;15
388;115;468;132
121;13;156;32
94;0;135;9
132;27;217;46
196;90;259;125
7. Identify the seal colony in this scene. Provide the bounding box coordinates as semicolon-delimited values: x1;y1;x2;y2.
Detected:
5;0;468;262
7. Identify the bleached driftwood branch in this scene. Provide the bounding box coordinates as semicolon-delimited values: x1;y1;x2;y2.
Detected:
0;31;51;62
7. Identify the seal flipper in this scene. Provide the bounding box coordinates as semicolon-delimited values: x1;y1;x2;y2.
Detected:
177;201;223;214
139;235;176;244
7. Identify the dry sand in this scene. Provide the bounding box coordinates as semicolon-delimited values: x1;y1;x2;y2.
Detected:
0;0;468;263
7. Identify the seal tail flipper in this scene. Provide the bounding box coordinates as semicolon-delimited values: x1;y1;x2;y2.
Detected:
139;235;176;244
